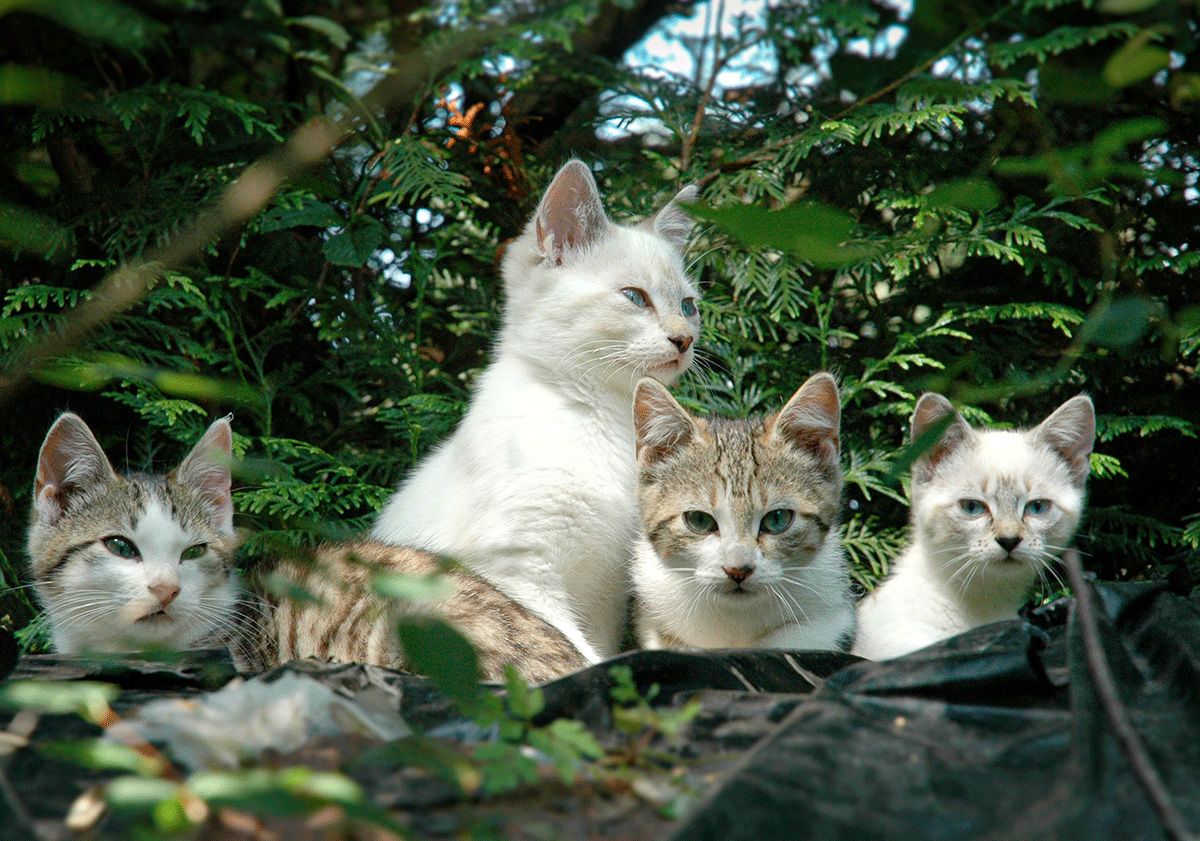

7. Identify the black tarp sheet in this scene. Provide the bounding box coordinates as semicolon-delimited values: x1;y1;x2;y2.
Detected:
1;580;1197;840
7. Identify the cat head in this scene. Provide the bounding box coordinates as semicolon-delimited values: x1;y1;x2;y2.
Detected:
27;413;240;654
907;392;1095;595
632;373;844;604
501;159;701;396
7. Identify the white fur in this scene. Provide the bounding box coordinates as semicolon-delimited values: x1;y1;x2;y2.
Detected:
47;501;239;653
372;164;699;660
633;528;854;649
854;405;1092;661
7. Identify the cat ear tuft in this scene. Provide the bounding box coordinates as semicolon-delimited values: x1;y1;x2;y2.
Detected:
910;393;973;478
174;415;235;532
534;160;609;265
646;184;697;255
1034;394;1095;485
35;413;118;523
633;378;695;466
772;372;841;466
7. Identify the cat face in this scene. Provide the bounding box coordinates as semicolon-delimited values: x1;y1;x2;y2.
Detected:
908;393;1095;595
501;160;701;393
28;414;240;654
633;374;843;612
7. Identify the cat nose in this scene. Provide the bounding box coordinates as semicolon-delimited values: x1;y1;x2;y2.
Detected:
995;534;1022;553
668;335;692;353
723;565;754;583
149;582;180;607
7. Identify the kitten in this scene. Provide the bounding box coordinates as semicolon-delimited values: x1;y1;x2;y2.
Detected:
29;412;241;655
371;160;700;662
28;414;587;683
852;393;1095;661
630;373;856;651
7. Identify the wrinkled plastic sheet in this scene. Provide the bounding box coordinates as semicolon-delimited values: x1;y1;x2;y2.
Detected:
1;580;1197;840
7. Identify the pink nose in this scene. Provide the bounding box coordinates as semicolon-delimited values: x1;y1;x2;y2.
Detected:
723;565;753;583
149;582;179;608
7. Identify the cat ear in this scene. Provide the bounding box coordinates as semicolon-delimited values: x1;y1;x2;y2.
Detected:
1034;394;1095;485
910;393;973;478
35;413;118;523
534;160;609;265
771;372;841;466
633;378;695;466
641;184;698;255
173;415;234;531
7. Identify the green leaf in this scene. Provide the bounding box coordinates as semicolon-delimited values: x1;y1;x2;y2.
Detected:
396;617;482;707
0;201;74;260
104;776;179;810
0;64;84;106
322;217;388;267
685;201;877;268
287;15;352;50
258;200;343;233
39;739;158;775
1097;0;1161;15
1103;33;1170;87
1081;296;1163;347
0;680;118;719
1;0;163;49
926;179;1003;213
504;666;546;720
371;570;456;602
887;412;955;480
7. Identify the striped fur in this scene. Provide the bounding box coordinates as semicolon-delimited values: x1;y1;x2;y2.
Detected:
230;541;589;683
28;414;586;684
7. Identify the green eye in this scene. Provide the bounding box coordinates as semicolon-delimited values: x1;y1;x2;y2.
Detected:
760;509;795;535
181;544;207;561
681;297;697;317
683;510;718;534
1025;499;1052;516
622;287;650;308
958;499;988;517
103;536;139;559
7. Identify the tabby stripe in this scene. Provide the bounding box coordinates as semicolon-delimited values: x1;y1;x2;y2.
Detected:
801;512;831;533
43;541;99;578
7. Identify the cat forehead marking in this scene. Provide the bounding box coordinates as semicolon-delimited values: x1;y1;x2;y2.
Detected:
130;497;193;563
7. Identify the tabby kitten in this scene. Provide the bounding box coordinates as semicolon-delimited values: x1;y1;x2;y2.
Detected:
852;393;1095;661
28;414;586;683
630;373;856;650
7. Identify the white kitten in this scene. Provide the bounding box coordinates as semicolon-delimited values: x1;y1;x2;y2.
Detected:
371;160;700;661
853;393;1095;660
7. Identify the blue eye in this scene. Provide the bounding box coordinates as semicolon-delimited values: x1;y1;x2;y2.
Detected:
1025;499;1052;516
683;510;718;534
760;509;794;535
681;297;697;317
104;536;139;559
622;287;650;308
958;499;987;517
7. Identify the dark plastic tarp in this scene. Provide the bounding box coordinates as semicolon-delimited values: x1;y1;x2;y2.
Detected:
1;580;1196;840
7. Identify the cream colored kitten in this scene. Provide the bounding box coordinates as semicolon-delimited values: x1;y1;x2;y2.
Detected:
631;373;856;651
371;160;700;661
28;414;587;683
852;393;1095;660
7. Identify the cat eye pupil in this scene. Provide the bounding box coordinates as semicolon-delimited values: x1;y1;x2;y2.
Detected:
683;510;718;534
760;509;794;535
958;499;987;516
103;536;139;559
181;544;207;560
1025;499;1051;516
621;287;650;308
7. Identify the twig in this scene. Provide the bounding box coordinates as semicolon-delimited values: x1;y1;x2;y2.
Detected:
0;762;45;841
1062;548;1196;841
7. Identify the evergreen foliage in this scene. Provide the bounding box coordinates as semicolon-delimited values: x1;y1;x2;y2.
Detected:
1;0;1197;639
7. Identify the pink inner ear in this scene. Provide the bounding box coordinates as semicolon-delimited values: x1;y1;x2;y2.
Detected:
36;483;64;522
